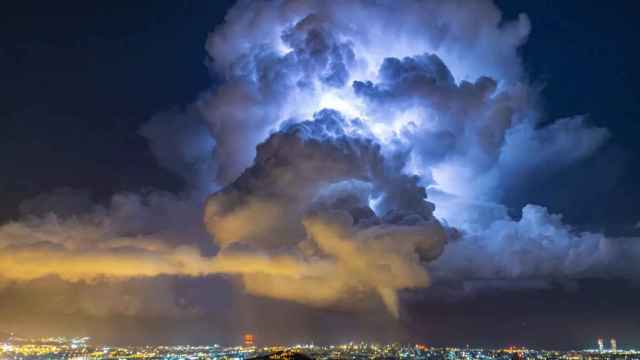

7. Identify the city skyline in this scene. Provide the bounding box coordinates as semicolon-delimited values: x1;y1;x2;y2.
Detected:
0;333;636;350
1;0;640;350
1;335;639;359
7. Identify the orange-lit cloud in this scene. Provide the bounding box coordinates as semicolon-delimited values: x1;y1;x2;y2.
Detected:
0;246;209;282
202;210;446;317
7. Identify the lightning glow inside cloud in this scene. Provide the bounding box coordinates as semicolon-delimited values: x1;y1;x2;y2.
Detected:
1;0;637;320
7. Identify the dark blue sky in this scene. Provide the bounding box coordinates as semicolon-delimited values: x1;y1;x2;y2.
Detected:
497;0;640;235
1;0;639;348
1;1;232;218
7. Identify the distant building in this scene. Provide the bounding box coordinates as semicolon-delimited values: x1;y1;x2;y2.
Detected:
244;334;255;347
610;338;617;353
597;338;604;352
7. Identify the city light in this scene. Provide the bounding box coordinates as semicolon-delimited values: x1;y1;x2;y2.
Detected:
1;336;638;360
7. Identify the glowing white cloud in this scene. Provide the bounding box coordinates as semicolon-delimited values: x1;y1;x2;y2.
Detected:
318;89;364;120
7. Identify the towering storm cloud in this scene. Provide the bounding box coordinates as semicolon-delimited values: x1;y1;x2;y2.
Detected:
1;0;638;325
197;0;626;304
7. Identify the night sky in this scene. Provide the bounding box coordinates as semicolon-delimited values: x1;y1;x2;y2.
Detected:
1;0;639;350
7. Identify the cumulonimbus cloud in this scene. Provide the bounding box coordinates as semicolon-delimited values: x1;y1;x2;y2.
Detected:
1;0;637;320
195;0;625;312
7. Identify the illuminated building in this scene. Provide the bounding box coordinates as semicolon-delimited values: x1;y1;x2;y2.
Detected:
2;336;640;360
244;334;255;347
598;338;604;352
